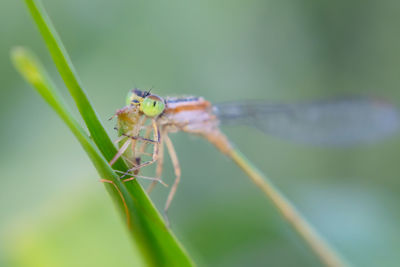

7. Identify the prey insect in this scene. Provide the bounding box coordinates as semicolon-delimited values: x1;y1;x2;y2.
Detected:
109;89;233;223
109;89;399;224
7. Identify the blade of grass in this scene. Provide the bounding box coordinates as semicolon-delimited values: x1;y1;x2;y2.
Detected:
11;48;114;181
228;149;349;267
23;0;125;168
11;47;193;267
22;0;193;266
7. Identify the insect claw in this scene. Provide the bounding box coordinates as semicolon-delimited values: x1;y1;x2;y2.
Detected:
121;176;136;182
120;172;130;179
113;170;130;179
158;179;168;187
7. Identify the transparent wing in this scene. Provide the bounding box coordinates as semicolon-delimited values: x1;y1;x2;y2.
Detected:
215;97;400;146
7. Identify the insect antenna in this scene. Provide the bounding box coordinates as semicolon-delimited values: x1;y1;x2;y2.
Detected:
143;87;153;97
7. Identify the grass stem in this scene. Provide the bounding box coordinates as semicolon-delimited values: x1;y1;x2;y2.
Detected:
229;148;349;267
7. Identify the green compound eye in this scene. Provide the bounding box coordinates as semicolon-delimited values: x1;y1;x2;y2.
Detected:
140;95;165;117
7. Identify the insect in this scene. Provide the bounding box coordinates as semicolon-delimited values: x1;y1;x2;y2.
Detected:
109;89;399;223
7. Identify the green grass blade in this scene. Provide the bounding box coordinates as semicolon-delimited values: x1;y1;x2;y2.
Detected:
229;149;349;267
11;47;112;179
23;0;124;168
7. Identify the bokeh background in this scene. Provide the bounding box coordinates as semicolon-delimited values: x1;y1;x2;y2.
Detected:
2;0;400;266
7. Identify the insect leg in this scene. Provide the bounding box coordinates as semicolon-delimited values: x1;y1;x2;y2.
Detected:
147;132;165;194
113;134;126;144
113;170;168;186
109;138;131;166
127;124;152;174
133;124;154;173
121;133;159;144
137;124;154;153
163;134;181;226
99;179;130;227
120;119;160;178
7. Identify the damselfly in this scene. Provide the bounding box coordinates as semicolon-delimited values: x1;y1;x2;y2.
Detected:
109;89;400;223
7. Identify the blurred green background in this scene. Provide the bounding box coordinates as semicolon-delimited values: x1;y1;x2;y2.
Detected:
2;0;400;266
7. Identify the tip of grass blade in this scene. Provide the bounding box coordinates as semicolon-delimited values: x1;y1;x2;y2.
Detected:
11;47;44;86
